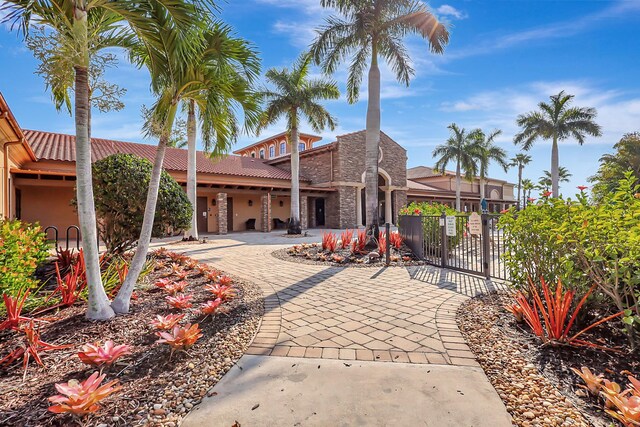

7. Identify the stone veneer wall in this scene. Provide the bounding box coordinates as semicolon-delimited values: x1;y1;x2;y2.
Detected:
394;190;407;224
217;193;227;234
260;193;271;232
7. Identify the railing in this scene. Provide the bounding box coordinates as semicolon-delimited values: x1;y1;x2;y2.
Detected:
44;225;81;251
399;213;510;280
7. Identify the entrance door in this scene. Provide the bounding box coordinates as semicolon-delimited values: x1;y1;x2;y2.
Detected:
196;197;208;233
315;198;325;226
227;197;234;231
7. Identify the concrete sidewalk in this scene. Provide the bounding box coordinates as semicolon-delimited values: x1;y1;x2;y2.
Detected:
181;355;513;427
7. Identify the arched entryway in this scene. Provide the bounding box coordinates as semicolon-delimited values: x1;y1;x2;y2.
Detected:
359;170;395;226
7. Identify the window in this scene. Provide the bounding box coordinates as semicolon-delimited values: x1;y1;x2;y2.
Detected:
298;142;305;152
251;151;256;158
269;145;275;158
280;141;286;155
259;149;265;159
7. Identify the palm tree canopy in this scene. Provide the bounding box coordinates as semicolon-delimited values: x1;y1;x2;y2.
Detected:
514;90;602;150
510;153;532;168
259;53;339;135
539;167;572;187
432;123;479;181
473;129;508;179
310;0;449;103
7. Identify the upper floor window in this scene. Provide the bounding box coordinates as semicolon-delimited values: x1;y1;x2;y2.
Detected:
251;151;256;158
280;142;286;155
259;149;265;159
269;145;275;158
298;142;305;152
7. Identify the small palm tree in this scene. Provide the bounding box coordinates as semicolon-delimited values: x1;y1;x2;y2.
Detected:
183;25;261;240
311;0;448;238
539;167;572;189
473;129;508;200
510;153;532;210
2;0;200;321
433;124;479;211
514;91;601;197
259;53;339;234
522;179;535;208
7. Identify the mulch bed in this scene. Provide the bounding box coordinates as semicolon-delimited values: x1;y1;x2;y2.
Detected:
0;251;263;426
457;291;640;427
272;243;424;268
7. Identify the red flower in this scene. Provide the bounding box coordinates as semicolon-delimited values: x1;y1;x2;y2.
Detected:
413;208;422;215
527;197;536;202
500;209;509;214
542;191;552;197
577;185;588;191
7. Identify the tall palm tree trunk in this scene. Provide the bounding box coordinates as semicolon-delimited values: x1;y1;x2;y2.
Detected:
112;126;172;314
479;176;486;200
365;49;381;240
185;100;198;240
289;114;301;234
455;160;461;211
551;136;560;197
517;166;523;210
73;11;114;320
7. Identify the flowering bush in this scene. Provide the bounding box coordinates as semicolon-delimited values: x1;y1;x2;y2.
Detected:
0;219;50;297
499;173;640;345
399;202;464;255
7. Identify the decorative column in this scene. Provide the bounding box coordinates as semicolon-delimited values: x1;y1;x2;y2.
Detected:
355;187;362;227
384;189;392;225
217;193;227;234
260;193;272;233
300;195;308;230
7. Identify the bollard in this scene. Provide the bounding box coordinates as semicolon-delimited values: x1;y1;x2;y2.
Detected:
385;222;391;266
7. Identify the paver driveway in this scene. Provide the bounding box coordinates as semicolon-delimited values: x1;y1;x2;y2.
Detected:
162;230;506;367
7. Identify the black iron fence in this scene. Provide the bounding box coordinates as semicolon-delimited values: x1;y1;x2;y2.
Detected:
399;213;509;280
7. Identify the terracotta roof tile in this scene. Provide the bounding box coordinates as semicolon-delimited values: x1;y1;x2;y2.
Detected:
24;130;298;181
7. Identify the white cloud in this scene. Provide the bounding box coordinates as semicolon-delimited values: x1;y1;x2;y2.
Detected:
436;5;467;20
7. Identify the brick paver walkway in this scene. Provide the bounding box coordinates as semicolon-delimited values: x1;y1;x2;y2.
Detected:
166;231;506;367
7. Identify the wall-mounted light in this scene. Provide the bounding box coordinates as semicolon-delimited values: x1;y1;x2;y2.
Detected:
279;200;284;207
211;199;216;206
248;200;253;207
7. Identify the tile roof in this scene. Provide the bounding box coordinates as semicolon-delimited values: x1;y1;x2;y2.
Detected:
232;131;322;154
23;130;298;181
406;179;440;192
407;166;451;179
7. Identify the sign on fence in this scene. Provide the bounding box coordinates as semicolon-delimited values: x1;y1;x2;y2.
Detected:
468;212;482;235
445;215;457;237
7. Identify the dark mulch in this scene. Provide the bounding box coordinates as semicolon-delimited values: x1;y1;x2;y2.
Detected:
458;291;639;427
272;243;424;268
0;253;263;426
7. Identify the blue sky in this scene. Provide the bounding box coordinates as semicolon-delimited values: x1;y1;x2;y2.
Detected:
1;0;639;195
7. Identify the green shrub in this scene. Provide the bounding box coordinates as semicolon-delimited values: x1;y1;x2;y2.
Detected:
90;153;192;254
0;219;50;295
499;172;640;345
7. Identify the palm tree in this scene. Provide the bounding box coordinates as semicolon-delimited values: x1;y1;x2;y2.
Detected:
2;0;199;320
111;9;261;314
510;153;532;210
433;124;479;211
474;129;508;200
539;167;572;189
183;25;261;240
311;0;448;239
522;178;535;208
514;91;602;197
259;54;339;234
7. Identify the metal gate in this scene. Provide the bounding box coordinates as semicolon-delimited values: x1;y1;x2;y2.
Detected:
398;213;510;280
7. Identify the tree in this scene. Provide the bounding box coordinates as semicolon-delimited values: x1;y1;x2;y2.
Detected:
539;167;572;189
433;124;479;211
514;91;601;197
111;9;261;314
510;153;532;210
522;178;535;208
473;129;508;200
184;25;261;240
2;0;199;320
259;54;339;234
311;0;448;239
589;132;640;201
91;154;192;254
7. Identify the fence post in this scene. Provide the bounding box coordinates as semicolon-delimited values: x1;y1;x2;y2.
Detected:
481;213;491;279
440;212;448;268
385;222;391;266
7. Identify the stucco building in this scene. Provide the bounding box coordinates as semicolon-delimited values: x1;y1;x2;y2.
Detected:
0;94;515;236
